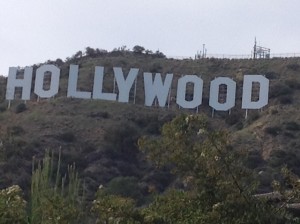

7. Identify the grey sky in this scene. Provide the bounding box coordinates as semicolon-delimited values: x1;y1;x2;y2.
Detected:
1;0;300;76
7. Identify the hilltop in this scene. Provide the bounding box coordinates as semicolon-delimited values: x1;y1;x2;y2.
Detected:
1;48;300;199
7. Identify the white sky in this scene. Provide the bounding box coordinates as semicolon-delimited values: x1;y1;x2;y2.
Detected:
1;0;300;76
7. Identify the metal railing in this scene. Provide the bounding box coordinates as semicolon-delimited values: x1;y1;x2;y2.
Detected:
169;53;300;60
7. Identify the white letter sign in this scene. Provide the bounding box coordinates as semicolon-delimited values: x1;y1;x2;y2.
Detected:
176;75;203;109
114;67;139;103
68;64;91;99
242;75;269;109
34;65;60;98
6;67;33;100
4;64;271;112
209;77;236;111
144;73;173;107
93;66;117;101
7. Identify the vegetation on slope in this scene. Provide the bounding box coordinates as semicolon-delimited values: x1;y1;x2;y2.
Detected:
2;114;300;223
1;47;300;222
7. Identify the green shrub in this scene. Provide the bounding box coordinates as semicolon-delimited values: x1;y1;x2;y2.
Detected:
104;123;139;155
286;63;300;71
265;71;279;79
257;169;273;190
245;150;264;169
285;121;300;131
268;150;287;168
285;79;300;89
89;111;110;119
0;185;27;223
264;126;281;136
105;176;143;202
145;122;161;134
91;188;140;223
269;83;293;98
10;126;25;136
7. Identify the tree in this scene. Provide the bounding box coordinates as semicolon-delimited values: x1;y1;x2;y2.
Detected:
139;114;295;223
85;47;96;57
133;45;145;54
74;51;83;59
95;48;108;56
153;50;166;58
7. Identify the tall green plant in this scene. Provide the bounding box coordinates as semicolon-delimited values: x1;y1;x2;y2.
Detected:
29;150;83;224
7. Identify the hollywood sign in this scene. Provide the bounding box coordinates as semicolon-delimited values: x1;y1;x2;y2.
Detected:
5;64;269;111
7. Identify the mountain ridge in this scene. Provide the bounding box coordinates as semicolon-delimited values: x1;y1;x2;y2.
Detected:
1;51;300;199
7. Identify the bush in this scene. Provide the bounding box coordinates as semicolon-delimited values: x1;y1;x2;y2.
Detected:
269;83;293;98
225;112;243;126
59;131;75;142
278;95;293;104
145;122;161;134
264;126;281;136
15;103;27;114
265;71;279;79
257;169;273;190
89;111;110;119
0;185;27;223
105;176;143;202
285;79;300;89
247;111;260;123
283;132;295;138
104;123;139;151
245;150;264;169
150;62;163;73
10;126;25;136
286;63;300;71
268;150;287;168
285;121;300;131
268;149;300;174
0;104;6;112
92;188;139;223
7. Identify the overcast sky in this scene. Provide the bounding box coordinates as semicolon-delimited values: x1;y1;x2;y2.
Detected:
1;0;300;76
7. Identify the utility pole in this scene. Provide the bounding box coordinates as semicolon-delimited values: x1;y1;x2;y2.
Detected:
253;37;257;59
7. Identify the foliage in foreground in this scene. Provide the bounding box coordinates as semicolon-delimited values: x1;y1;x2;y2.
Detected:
139;114;299;223
0;150;84;224
2;114;300;223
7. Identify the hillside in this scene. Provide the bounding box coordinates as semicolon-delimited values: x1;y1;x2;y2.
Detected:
1;50;300;200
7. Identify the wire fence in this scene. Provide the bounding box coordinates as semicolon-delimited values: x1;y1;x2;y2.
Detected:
169;53;300;60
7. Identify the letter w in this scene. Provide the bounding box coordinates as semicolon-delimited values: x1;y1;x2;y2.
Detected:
143;73;173;107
